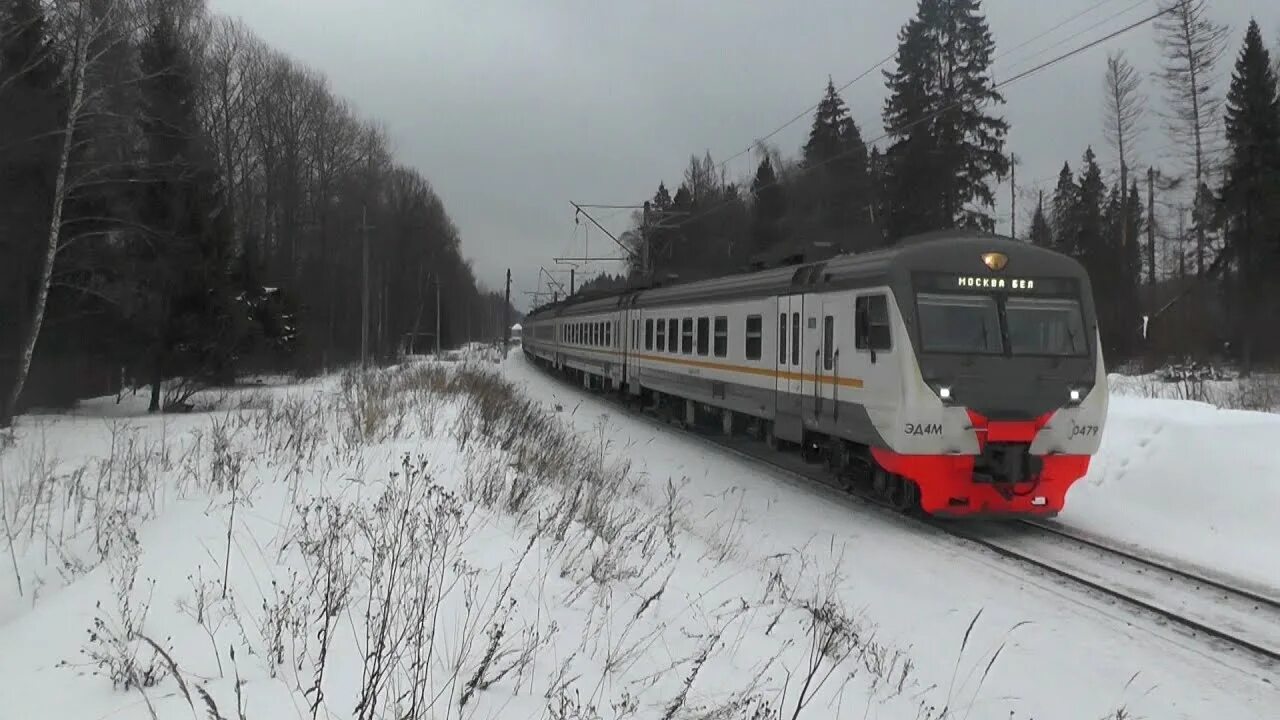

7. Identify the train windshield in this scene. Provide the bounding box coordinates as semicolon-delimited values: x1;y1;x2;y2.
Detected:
1005;297;1088;356
916;293;1003;354
915;291;1089;357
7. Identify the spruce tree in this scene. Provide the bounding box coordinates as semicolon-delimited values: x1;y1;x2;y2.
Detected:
882;0;1009;240
135;4;239;409
1222;19;1280;369
750;155;787;253
1075;147;1108;270
1028;196;1052;248
801;79;870;235
1050;162;1078;255
1074;148;1111;353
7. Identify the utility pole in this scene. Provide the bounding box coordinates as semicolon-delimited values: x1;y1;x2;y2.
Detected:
1177;206;1186;280
503;268;511;353
435;275;441;356
570;267;575;295
1009;154;1017;240
1147;167;1156;286
359;205;373;367
641;201;651;277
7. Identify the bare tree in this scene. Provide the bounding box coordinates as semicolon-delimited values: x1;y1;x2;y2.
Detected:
1103;50;1146;289
1154;0;1229;276
1104;51;1146;199
199;17;261;256
2;0;132;427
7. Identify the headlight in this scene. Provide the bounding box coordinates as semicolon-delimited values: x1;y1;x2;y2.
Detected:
939;386;952;401
1068;388;1082;404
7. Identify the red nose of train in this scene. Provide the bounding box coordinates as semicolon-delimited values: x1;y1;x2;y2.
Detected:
871;410;1092;518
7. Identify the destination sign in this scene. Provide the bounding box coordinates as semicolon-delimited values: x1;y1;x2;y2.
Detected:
955;275;1035;290
913;272;1079;296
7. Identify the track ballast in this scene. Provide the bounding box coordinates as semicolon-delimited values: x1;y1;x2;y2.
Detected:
524;355;1280;672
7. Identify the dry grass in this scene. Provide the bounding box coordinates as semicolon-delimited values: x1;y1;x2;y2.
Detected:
2;359;1140;719
1113;370;1280;412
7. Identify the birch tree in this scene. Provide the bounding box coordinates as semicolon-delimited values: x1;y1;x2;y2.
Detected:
2;0;130;427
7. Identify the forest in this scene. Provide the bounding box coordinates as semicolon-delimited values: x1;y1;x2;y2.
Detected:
0;0;515;426
593;0;1280;373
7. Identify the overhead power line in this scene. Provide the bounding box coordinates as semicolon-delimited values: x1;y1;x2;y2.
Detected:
991;0;1131;69
668;4;1179;233
689;0;1126;188
711;49;899;175
998;0;1149;77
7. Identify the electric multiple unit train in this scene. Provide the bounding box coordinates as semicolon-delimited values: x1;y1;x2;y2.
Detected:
520;230;1108;518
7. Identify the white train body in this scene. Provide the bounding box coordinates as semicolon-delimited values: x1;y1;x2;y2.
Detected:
522;232;1108;518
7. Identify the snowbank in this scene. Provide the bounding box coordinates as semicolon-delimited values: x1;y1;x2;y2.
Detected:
0;362;938;719
1;358;1274;720
504;356;1274;720
1060;391;1280;595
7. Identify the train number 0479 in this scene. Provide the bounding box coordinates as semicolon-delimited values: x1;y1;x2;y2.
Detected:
1070;424;1099;438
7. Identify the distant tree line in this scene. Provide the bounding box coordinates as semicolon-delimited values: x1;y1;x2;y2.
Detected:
608;0;1280;372
0;0;513;425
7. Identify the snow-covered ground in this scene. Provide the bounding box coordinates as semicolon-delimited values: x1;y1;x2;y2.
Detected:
0;354;1275;719
1060;386;1280;596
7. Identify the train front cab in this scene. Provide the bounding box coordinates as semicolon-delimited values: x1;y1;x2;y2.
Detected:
874;257;1108;519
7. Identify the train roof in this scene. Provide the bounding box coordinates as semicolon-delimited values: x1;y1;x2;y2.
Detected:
526;230;1090;319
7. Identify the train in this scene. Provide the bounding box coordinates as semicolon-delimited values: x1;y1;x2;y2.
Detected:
520;230;1108;519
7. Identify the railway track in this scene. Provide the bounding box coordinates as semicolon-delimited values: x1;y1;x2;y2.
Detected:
944;520;1280;668
526;361;1280;670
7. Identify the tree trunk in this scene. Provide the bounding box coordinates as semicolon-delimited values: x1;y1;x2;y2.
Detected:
1;23;89;428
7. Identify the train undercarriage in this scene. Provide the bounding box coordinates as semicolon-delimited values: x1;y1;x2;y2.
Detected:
527;352;1090;520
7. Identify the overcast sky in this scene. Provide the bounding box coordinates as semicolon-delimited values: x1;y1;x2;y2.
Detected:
208;0;1278;311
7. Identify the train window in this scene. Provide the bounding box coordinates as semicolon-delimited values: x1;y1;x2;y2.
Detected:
681;318;694;354
645;319;654;350
696;317;709;356
778;313;788;364
669;317;678;353
791;312;800;364
656;319;666;351
745;315;762;360
823;316;835;370
856;295;893;351
916;293;1000;354
605;322;612;348
1005;297;1087;356
713;316;728;358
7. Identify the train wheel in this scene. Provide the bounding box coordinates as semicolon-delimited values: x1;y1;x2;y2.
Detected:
825;438;847;475
890;476;922;514
872;466;891;498
765;421;779;451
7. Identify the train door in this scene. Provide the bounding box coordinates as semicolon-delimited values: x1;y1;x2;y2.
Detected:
801;298;822;418
773;294;805;442
853;290;895;426
817;294;849;426
777;294;804;397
